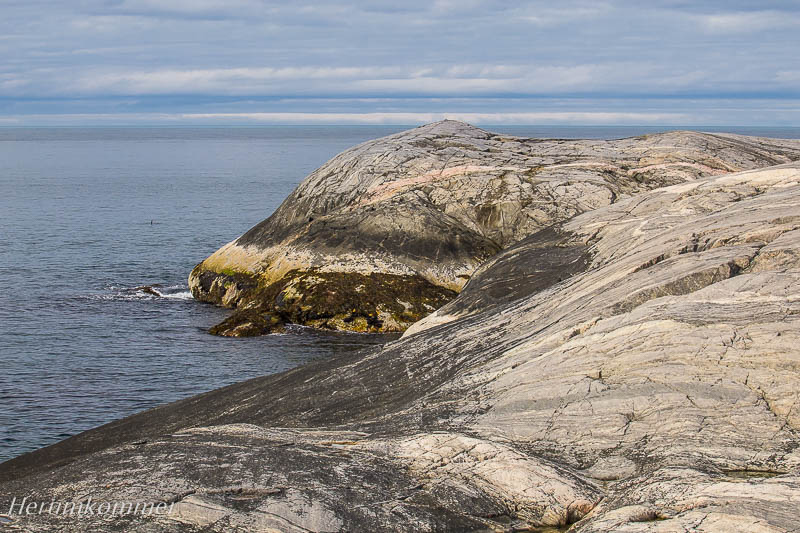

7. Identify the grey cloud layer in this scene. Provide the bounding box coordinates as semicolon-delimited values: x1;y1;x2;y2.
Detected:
0;1;798;123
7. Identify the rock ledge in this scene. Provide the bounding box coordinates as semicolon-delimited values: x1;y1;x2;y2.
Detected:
191;121;800;334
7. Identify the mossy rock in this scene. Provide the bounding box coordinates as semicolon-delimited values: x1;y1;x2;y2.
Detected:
189;266;261;307
194;264;458;335
208;310;285;337
253;269;457;332
198;269;457;335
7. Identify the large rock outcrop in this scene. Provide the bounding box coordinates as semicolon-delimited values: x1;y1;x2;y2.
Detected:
189;120;800;334
2;156;800;531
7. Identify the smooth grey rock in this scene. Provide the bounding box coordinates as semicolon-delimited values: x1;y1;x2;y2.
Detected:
189;121;800;333
2;141;800;532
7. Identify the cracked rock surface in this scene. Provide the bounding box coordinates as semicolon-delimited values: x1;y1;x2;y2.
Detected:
189;120;800;333
2;137;800;531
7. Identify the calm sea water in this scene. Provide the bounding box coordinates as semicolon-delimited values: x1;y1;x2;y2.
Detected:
1;124;799;463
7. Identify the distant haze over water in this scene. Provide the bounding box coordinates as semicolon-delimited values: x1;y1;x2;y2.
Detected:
1;124;798;462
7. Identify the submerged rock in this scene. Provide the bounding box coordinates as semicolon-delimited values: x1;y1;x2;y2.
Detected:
3;155;800;531
208;309;285;337
190;120;800;333
134;285;162;296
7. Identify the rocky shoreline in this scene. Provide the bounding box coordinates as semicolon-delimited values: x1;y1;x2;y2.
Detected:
190;120;800;335
2;123;800;532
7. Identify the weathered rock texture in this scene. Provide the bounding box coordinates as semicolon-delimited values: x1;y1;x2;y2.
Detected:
189;120;800;334
2;136;800;532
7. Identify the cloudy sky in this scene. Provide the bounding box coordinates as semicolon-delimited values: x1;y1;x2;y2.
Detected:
1;0;798;125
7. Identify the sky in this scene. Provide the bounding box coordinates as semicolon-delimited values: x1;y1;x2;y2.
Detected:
0;0;798;126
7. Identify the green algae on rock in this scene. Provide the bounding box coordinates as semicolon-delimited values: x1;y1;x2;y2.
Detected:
208;309;285;337
200;269;457;336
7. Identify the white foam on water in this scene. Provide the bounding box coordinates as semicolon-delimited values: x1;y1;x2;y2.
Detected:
160;291;193;300
86;284;194;302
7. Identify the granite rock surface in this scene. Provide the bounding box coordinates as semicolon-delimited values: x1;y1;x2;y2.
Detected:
2;155;800;531
190;120;800;333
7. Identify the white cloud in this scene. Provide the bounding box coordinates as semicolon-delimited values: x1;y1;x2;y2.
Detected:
776;71;800;83
430;0;486;15
179;111;688;124
697;10;800;33
114;0;266;16
71;66;409;93
70;15;157;33
0;78;27;90
0;1;798;124
57;63;649;97
518;3;612;26
0;111;691;125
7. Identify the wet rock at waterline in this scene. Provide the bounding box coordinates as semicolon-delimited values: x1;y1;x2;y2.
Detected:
202;269;458;336
208;310;286;337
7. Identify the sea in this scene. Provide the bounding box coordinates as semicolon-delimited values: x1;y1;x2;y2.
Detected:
2;124;799;463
